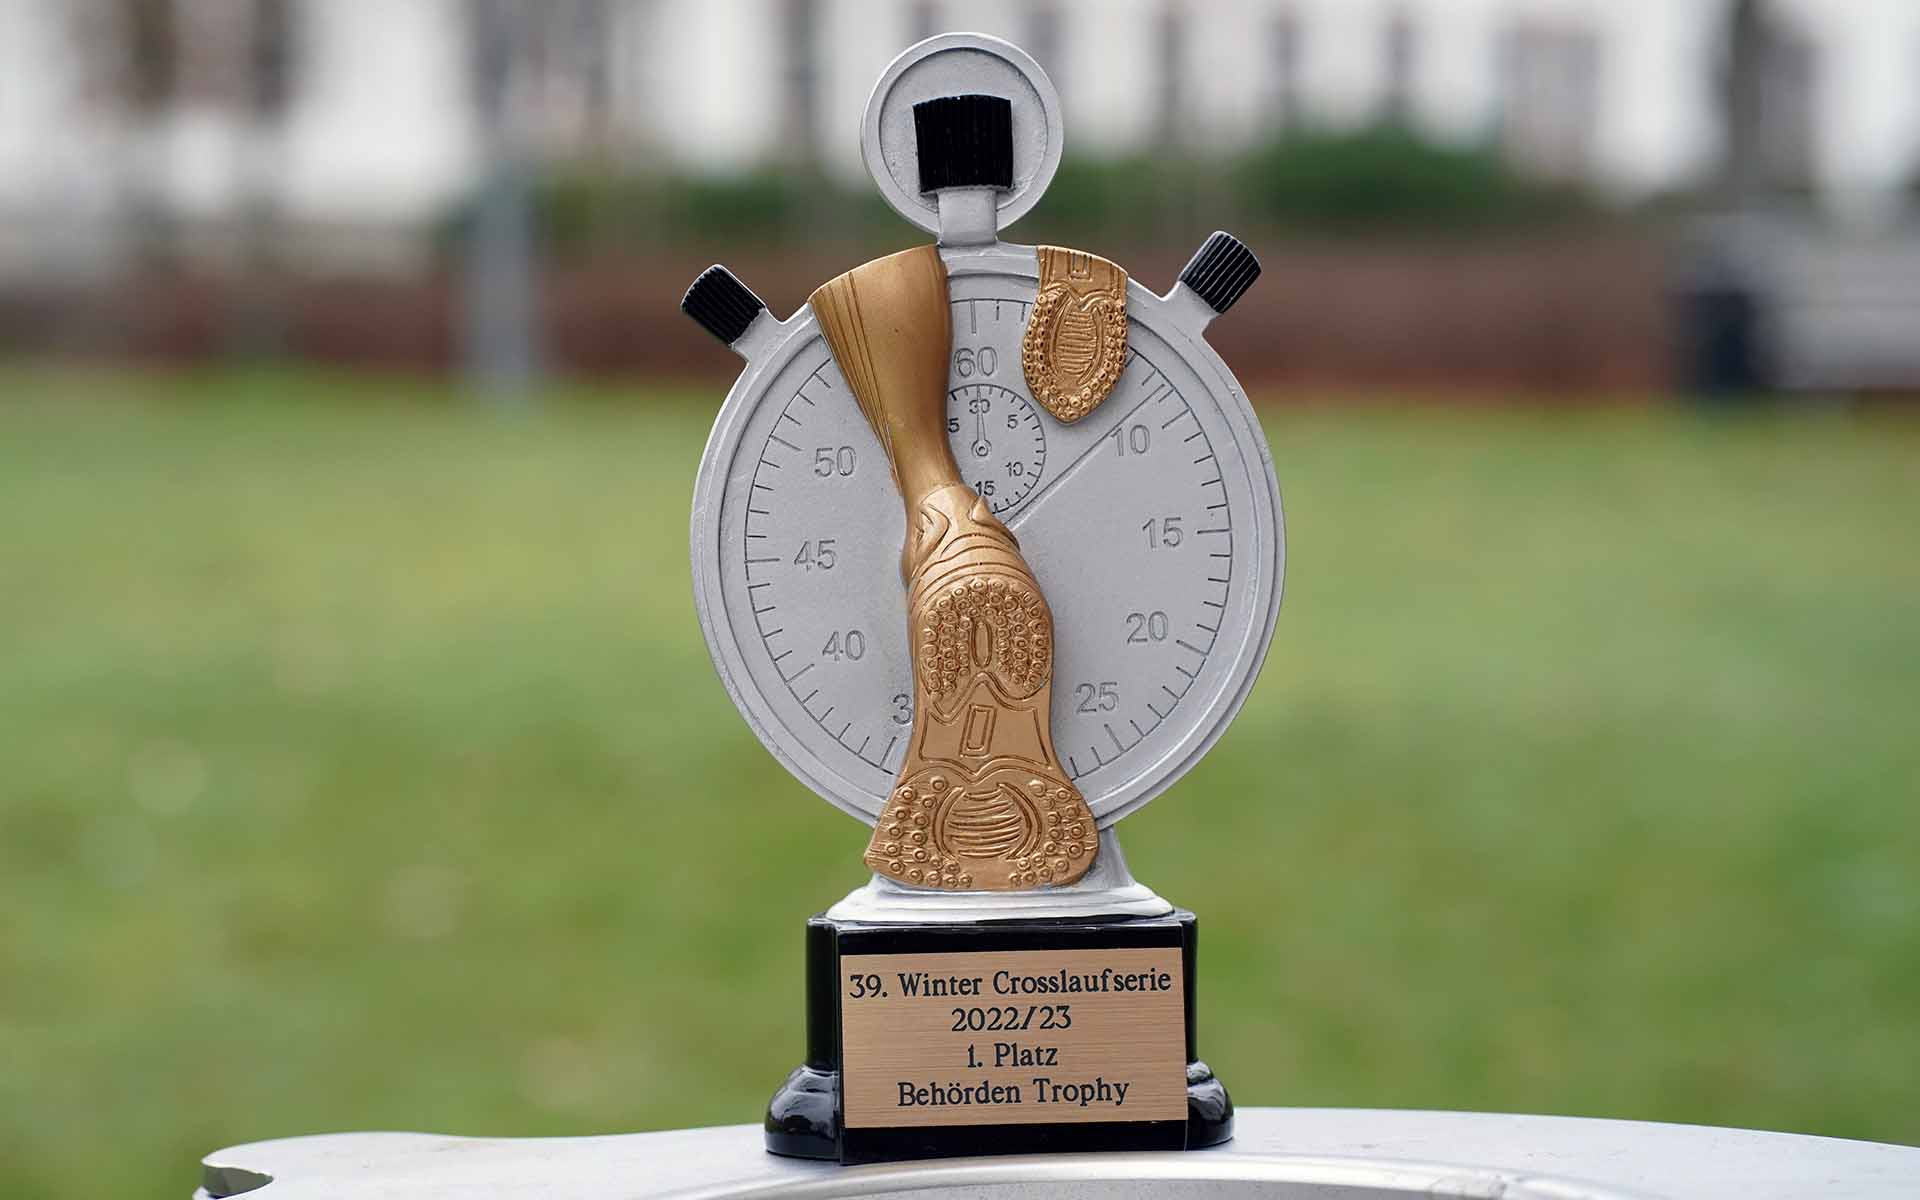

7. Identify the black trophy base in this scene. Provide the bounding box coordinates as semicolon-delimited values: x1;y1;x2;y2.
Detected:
765;908;1232;1164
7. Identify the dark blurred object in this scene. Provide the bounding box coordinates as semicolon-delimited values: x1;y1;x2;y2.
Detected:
1674;246;1773;399
1669;0;1920;401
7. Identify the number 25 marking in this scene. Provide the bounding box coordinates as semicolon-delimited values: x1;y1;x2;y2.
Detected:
1074;681;1120;712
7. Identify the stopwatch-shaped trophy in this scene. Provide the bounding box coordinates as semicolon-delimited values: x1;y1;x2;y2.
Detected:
683;34;1281;1164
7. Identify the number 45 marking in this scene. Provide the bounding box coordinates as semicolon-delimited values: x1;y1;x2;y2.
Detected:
794;538;836;570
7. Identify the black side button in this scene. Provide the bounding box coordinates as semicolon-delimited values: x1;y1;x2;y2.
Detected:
1178;232;1262;316
681;265;766;347
913;94;1014;194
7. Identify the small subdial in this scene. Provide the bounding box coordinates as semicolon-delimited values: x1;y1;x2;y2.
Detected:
946;383;1046;516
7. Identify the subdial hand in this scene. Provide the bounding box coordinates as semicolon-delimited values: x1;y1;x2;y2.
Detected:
971;409;991;459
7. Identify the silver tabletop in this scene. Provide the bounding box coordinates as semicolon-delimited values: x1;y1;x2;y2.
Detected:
200;1106;1920;1199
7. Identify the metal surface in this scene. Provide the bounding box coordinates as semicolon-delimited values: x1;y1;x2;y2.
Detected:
810;244;1099;890
689;243;1284;829
1024;246;1130;422
863;34;1062;238
198;1106;1920;1198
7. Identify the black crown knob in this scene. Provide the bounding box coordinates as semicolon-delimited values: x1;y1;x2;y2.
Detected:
1179;232;1262;316
680;265;766;347
913;94;1014;194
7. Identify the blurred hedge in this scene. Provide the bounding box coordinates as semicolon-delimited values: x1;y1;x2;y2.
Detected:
1229;126;1589;230
448;127;1596;257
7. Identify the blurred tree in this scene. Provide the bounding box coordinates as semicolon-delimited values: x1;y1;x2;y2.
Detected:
463;0;543;399
1718;0;1818;202
123;0;176;111
230;0;298;363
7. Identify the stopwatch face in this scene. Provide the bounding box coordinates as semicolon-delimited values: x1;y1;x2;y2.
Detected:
947;382;1046;515
690;247;1284;828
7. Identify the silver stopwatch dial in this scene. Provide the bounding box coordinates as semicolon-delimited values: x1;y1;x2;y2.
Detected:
691;246;1283;829
947;381;1047;516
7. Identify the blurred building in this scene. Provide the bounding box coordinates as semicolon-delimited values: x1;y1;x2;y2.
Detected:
1;0;1916;391
4;0;1919;280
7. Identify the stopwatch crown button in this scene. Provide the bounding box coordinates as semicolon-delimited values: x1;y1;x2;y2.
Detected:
680;265;766;347
1179;232;1262;316
913;94;1014;194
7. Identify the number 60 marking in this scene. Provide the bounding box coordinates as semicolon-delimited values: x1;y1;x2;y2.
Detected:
954;346;998;378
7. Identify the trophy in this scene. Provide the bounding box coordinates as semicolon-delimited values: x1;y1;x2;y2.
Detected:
682;34;1281;1165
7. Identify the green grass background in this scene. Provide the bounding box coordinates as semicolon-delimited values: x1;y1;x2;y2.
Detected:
2;368;1916;1197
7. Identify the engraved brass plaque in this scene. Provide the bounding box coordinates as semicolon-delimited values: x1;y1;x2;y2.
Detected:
1022;246;1128;423
810;245;1099;891
839;946;1188;1130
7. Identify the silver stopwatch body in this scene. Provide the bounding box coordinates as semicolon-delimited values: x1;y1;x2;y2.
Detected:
684;33;1282;844
689;240;1282;830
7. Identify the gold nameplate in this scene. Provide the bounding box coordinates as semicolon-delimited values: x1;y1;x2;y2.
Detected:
839;947;1188;1129
1022;246;1129;423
